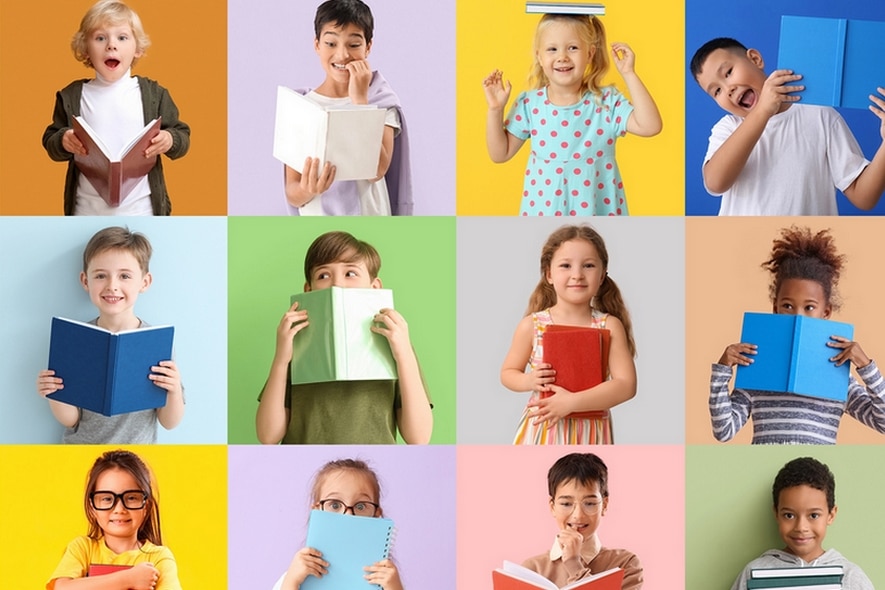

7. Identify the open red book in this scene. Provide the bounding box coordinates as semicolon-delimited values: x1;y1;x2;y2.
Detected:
72;116;161;207
540;325;610;419
88;564;132;576
493;561;623;590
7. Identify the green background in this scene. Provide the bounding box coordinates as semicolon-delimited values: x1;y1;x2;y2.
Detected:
687;446;885;589
227;216;456;444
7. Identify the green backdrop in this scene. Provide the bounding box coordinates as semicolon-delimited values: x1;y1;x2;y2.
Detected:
687;446;885;589
227;216;456;444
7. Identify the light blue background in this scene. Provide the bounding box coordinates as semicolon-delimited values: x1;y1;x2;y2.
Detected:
0;217;228;443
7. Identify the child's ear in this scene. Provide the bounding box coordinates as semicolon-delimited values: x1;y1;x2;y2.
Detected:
371;277;382;289
366;41;372;56
823;304;832;319
80;271;89;292
601;496;609;516
827;505;838;525
746;48;765;70
139;272;152;293
304;281;312;293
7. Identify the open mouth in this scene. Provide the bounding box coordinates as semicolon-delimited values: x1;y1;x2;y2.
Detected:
737;89;756;109
332;63;348;70
105;59;121;69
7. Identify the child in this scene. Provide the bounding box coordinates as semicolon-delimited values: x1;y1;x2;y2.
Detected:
284;0;412;217
729;457;874;590
711;226;885;444
483;14;661;216
255;231;432;444
42;0;190;216
272;458;403;590
35;226;185;443
690;37;885;215
501;225;636;444
518;453;642;588
47;449;181;589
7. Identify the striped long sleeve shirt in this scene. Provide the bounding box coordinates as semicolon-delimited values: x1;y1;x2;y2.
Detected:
709;360;885;444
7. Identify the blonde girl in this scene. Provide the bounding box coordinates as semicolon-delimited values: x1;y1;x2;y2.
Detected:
48;449;181;590
274;458;403;590
501;225;637;444
483;14;661;216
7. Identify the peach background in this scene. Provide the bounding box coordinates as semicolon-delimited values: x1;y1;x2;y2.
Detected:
0;0;227;215
685;216;885;444
456;445;685;589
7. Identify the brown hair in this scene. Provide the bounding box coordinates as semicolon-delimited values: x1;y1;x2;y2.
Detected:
83;450;162;545
761;226;845;311
71;0;151;68
529;15;609;98
83;226;152;274
310;458;382;505
303;231;381;284
547;452;609;498
527;225;636;356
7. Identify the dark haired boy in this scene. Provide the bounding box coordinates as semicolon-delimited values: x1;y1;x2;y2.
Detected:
255;231;431;444
283;0;413;216
521;453;643;589
729;457;874;590
690;37;885;216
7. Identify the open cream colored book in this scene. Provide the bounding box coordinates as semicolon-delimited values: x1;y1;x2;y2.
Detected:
273;86;386;181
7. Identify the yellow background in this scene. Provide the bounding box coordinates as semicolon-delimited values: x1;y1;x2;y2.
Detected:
0;445;227;588
456;0;684;215
0;0;227;215
686;217;885;444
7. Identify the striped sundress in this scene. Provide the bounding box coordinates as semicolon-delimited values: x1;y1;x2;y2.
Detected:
513;308;613;445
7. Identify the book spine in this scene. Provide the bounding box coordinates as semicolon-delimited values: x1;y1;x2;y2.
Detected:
787;316;802;393
833;19;847;107
332;288;346;380
108;161;122;207
104;334;120;416
383;523;395;561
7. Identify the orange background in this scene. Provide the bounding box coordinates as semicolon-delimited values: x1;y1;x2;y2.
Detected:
685;217;885;444
0;0;226;215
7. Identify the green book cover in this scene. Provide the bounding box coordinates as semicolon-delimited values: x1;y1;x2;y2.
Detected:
289;287;397;384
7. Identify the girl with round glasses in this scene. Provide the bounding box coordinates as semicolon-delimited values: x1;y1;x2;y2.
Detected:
273;458;403;590
48;449;181;590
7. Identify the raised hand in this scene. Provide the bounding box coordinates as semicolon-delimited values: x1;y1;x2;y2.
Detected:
483;69;512;110
755;69;804;118
610;42;636;75
274;301;310;364
346;59;373;104
718;343;757;367
828;335;871;368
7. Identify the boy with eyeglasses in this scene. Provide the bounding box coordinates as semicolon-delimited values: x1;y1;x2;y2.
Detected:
520;453;644;589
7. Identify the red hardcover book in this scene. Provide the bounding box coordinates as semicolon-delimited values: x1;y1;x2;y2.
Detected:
88;564;132;576
72;116;161;207
540;325;610;419
493;562;623;590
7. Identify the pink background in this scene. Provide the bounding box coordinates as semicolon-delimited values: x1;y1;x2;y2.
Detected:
456;445;685;589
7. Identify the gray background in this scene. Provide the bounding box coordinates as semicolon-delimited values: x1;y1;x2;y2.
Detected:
456;217;685;444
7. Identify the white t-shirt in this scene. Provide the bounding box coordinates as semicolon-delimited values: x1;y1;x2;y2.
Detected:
75;71;153;216
298;91;401;216
703;104;869;216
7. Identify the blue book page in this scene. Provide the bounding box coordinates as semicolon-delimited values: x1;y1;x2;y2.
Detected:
301;510;395;590
777;16;846;107
735;313;795;392
110;325;174;415
790;316;853;402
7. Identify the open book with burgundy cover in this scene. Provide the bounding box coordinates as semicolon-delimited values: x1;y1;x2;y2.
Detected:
88;564;132;576
540;325;610;419
72;116;161;207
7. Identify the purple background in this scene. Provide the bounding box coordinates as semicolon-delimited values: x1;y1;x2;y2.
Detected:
227;445;456;590
227;0;456;215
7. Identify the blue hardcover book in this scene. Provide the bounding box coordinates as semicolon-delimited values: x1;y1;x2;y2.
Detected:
301;510;395;590
734;313;853;402
777;15;885;110
47;317;173;416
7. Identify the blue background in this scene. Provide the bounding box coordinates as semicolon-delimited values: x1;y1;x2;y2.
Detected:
685;0;885;215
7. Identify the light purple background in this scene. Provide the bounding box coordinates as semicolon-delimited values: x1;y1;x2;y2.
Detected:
227;0;456;215
227;445;456;590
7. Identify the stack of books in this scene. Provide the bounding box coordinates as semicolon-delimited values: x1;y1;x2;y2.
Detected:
747;565;843;589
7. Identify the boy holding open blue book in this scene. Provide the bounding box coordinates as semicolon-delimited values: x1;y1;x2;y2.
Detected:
35;226;184;443
255;231;432;444
729;457;873;590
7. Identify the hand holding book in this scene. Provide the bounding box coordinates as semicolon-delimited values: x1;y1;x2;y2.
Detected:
827;334;871;368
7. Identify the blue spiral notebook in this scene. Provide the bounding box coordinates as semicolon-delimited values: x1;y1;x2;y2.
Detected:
301;510;395;590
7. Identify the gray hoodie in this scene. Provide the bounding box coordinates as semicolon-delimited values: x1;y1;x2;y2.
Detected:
730;548;874;590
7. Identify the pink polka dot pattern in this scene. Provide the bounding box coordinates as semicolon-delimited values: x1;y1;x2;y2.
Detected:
505;86;634;216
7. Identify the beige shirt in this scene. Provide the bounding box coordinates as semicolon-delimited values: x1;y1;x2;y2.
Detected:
521;534;643;589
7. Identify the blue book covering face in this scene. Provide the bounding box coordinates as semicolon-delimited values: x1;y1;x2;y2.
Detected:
734;312;853;402
301;510;394;590
47;317;173;416
778;15;885;109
